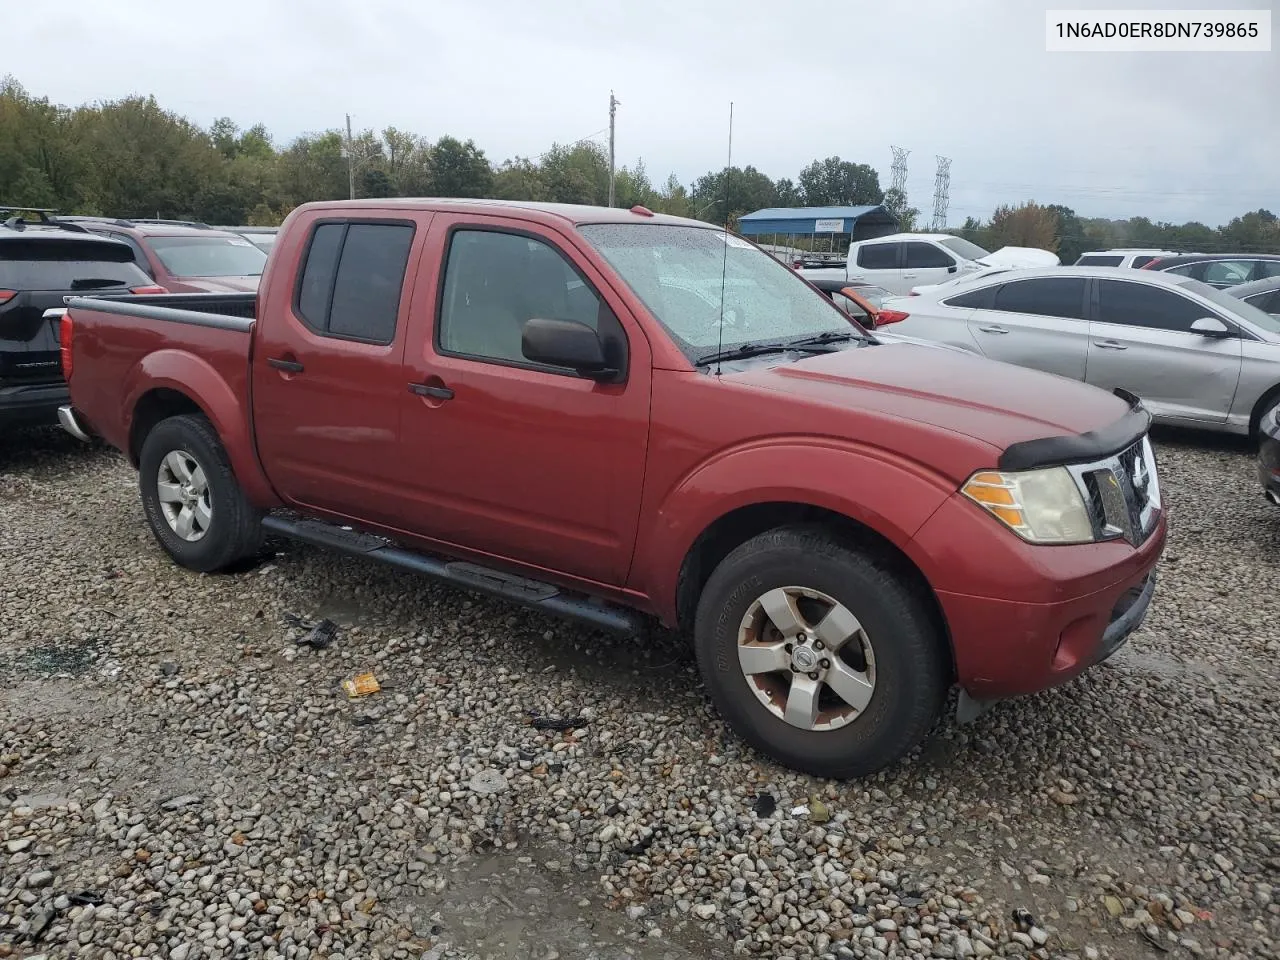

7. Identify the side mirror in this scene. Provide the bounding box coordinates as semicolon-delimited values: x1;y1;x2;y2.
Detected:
521;317;616;379
1190;316;1231;338
947;265;957;274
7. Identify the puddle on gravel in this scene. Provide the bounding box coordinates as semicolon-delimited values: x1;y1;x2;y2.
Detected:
398;847;730;960
0;636;107;678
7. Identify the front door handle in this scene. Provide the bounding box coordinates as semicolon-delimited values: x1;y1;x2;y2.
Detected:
268;357;304;373
1095;340;1128;350
976;325;1009;334
409;382;454;401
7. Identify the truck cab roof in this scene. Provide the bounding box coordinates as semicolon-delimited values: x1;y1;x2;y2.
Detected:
290;198;713;230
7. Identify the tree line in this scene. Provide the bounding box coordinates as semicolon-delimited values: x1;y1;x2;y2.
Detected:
2;78;1276;259
960;202;1280;264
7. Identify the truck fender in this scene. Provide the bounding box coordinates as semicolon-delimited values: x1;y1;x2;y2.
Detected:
632;439;955;625
122;349;277;506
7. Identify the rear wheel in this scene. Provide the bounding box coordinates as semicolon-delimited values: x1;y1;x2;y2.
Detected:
138;414;262;572
694;526;948;779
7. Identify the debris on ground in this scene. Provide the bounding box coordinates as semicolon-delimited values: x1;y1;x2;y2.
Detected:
284;612;339;650
752;791;776;818
341;672;380;698
528;712;587;731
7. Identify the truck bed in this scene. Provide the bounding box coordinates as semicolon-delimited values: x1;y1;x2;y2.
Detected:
62;291;257;459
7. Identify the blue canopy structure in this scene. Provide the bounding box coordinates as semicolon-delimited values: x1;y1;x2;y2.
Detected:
737;205;898;240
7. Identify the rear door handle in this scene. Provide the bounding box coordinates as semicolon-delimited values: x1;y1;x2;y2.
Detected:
976;325;1009;334
1095;340;1128;350
268;357;305;373
409;382;454;400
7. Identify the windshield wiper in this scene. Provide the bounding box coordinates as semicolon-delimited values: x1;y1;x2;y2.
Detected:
787;330;864;347
693;341;795;366
693;334;858;367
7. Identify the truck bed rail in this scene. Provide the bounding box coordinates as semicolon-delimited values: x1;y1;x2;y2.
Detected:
66;293;256;332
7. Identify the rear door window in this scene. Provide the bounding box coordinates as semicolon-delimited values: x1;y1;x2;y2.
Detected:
991;278;1087;319
1201;260;1255;286
856;242;900;270
903;241;954;269
293;221;415;344
1129;255;1159;269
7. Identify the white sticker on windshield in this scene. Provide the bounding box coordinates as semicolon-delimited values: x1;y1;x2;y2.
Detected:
715;231;753;249
226;238;253;246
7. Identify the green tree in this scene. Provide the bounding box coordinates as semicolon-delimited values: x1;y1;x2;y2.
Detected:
690;165;777;227
1045;204;1086;263
653;173;693;218
427;136;493;198
797;157;882;206
882;188;919;232
492;157;549;201
612;159;657;209
539;142;609;205
987;201;1059;253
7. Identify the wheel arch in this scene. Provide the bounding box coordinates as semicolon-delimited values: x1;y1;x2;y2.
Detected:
1248;382;1280;442
123;350;278;507
674;501;955;682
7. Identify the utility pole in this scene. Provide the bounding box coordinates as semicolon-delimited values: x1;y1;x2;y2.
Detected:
608;91;619;207
345;113;356;200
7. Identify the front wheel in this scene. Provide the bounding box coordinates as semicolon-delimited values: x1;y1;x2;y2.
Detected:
138;414;263;573
694;526;949;779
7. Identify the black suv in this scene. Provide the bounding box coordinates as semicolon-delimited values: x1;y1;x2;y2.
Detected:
1;209;160;430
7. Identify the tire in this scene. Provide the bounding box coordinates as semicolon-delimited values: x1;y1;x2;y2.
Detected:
694;525;948;779
138;414;263;573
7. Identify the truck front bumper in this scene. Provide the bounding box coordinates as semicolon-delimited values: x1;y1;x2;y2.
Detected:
912;493;1167;703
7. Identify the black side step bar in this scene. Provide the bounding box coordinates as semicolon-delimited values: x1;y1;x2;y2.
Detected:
261;515;643;636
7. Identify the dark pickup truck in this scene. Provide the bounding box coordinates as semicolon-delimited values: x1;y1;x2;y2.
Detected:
57;199;1166;778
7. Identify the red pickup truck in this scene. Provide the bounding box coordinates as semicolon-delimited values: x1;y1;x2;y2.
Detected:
55;199;1166;778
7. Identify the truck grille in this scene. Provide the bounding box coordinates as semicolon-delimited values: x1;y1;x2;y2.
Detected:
1069;436;1161;546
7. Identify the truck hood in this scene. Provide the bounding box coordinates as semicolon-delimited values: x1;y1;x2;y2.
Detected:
730;342;1129;456
976;246;1060;268
172;276;261;293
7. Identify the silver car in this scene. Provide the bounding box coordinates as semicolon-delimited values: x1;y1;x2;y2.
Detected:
887;266;1280;436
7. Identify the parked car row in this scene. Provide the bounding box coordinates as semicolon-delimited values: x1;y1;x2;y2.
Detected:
56;216;268;292
796;232;1059;296
1074;247;1280;290
882;265;1280;436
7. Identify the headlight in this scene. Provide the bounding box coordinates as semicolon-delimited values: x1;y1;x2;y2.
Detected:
961;466;1094;544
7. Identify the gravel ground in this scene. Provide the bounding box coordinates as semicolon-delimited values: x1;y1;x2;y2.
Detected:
1;425;1278;960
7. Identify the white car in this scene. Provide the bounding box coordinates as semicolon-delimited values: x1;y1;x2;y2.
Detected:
1074;248;1178;268
797;232;1058;295
884;265;1280;434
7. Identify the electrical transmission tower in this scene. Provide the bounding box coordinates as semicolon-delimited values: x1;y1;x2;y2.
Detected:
931;156;951;231
889;146;909;196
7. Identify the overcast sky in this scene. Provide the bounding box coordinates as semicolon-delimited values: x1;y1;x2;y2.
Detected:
7;0;1277;227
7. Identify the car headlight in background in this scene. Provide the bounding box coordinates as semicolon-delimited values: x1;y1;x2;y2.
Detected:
961;467;1094;544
